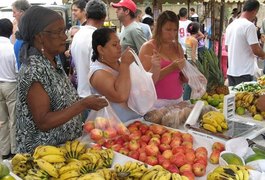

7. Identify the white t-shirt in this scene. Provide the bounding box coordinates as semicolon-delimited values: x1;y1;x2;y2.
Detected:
71;25;96;97
225;18;259;76
0;37;17;82
178;19;192;53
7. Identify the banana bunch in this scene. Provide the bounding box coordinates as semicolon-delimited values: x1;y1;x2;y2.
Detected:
11;153;33;179
96;169;118;180
115;161;148;179
24;168;49;180
33;145;66;163
207;164;249;180
171;173;189;180
235;92;255;106
98;149;114;168
140;165;170;180
201;111;228;133
58;160;83;179
77;172;105;180
34;159;59;178
61;140;87;160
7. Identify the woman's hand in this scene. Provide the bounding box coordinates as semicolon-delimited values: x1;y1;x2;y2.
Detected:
120;47;135;65
151;50;161;70
82;95;108;111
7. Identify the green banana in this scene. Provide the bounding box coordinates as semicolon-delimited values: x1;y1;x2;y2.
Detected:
220;152;245;165
245;153;265;164
252;146;265;156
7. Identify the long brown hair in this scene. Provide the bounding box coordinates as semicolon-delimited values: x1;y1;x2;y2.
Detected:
153;10;179;49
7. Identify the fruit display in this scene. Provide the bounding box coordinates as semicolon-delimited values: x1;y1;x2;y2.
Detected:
0;163;15;180
200;111;229;133
207;164;249;180
83;117;129;141
199;93;224;109
197;49;229;95
11;140;115;179
93;120;209;179
232;82;264;92
144;101;194;128
235;91;265;120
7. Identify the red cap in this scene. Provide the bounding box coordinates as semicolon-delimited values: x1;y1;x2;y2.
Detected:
111;0;137;13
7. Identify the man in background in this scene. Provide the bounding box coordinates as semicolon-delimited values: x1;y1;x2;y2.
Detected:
135;9;152;40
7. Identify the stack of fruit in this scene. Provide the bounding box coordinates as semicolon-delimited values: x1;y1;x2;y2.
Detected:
199;93;224;110
94;121;209;179
208;142;225;164
207;165;249;180
235;92;265;121
11;140;115;179
200;111;229;133
83;117;129;142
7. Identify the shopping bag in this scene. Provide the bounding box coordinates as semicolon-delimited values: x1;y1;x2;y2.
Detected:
128;50;157;115
182;60;207;99
83;104;129;142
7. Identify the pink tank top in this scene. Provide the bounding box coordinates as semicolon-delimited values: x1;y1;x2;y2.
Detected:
155;59;183;99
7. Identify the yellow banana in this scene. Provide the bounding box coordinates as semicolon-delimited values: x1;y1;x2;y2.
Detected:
220;122;228;130
35;159;59;178
59;169;80;180
216;124;223;132
171;173;182;180
27;168;49;179
70;139;80;158
40;154;66;163
203;123;217;133
64;141;73;158
114;164;123;172
140;169;159;180
75;141;86;157
11;154;28;167
77;173;105;180
213;166;239;180
152;170;170;180
24;174;46;180
59;163;82;175
12;162;28;172
202;117;219;127
34;146;65;159
207;172;234;180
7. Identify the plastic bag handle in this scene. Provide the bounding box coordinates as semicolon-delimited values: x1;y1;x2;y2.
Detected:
129;49;145;72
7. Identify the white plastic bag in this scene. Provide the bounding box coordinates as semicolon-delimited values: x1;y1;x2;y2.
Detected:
128;50;157;115
182;61;207;99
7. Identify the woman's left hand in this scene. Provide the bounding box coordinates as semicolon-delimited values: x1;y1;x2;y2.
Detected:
175;58;186;70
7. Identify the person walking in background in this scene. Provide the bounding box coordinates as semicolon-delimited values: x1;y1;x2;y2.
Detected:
225;0;265;86
228;8;240;24
15;6;108;153
111;0;147;54
142;6;153;20
71;0;88;26
71;0;107;98
135;9;152;40
0;18;18;159
183;22;200;100
142;17;154;33
139;11;186;107
12;0;31;69
190;7;199;22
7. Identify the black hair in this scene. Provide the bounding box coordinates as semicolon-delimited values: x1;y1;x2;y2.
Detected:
0;18;13;38
187;22;200;35
179;8;188;17
92;27;116;62
145;6;153;17
142;17;154;26
190;7;195;12
85;0;106;20
243;0;260;12
72;0;88;11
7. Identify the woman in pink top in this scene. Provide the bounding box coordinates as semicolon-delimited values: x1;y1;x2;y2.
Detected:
139;10;186;107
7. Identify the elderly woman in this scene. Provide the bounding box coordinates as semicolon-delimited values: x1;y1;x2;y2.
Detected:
88;28;140;122
139;10;186;107
16;6;108;153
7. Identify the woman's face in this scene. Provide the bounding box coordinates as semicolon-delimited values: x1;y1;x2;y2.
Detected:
41;19;67;56
72;4;85;21
101;33;121;61
12;6;23;23
161;21;178;43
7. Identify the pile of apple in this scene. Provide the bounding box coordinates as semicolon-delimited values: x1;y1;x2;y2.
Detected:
83;117;129;141
90;120;210;179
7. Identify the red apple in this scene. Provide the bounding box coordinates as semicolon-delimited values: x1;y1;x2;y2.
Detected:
179;163;193;174
140;134;151;143
111;144;122;152
209;150;221;164
139;124;149;134
119;147;129;155
83;121;95;133
181;171;195;180
129;131;142;140
170;153;186;168
145;144;159;156
161;132;172;144
103;140;114;148
195;147;208;157
192;162;206;177
104;127;117;139
182;133;193;143
181;141;193;149
138;152;147;162
95;117;109;129
149;124;166;135
157;154;167;164
128;140;140;151
132;120;142;127
162;160;171;170
114;136;125;145
167;164;179;173
139;141;148;148
185;150;196;164
90;128;103;141
148;137;160;146
152;134;161;139
170;138;182;148
194;157;208;166
172;146;185;155
162;149;173;159
145;156;158;166
159;143;171;152
128;151;140;160
145;130;154;137
127;124;139;133
172;131;183;139
212;142;225;152
115;123;129;135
